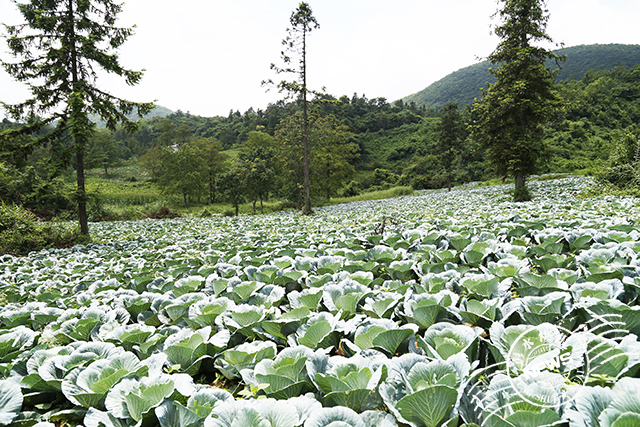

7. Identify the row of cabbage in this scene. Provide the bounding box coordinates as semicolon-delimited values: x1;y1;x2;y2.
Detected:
1;177;640;427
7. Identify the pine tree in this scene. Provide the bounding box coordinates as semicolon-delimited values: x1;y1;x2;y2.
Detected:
471;0;563;201
1;0;154;234
264;2;320;215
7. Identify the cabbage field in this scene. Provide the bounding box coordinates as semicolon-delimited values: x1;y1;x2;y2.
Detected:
2;177;640;427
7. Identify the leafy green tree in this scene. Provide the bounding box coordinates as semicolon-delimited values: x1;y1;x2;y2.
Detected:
190;137;228;203
175;124;192;148
275;108;358;205
275;111;306;210
239;131;278;214
220;167;245;216
598;125;640;190
157;144;206;208
86;129;118;176
436;102;465;191
313;114;358;201
470;0;563;201
265;2;320;215
157;118;175;147
139;146;164;182
1;0;153;234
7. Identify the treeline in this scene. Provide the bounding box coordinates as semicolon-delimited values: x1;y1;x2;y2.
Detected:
3;63;640;218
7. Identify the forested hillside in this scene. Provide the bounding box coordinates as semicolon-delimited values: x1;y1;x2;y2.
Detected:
3;45;640;220
403;43;640;109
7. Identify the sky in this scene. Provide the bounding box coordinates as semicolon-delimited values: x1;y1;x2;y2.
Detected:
1;0;640;118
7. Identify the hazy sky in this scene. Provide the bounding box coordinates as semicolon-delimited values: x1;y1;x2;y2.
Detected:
2;0;640;118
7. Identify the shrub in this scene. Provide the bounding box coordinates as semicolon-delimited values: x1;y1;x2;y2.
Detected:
597;126;640;192
0;202;89;256
513;185;532;202
340;181;361;197
146;206;180;219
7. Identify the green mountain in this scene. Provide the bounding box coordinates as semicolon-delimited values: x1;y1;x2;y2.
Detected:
403;43;640;109
90;105;173;128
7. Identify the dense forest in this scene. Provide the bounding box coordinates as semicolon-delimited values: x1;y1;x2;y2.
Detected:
2;44;640;221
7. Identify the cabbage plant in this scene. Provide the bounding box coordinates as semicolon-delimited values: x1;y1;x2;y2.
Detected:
104;373;195;425
563;332;640;384
360;291;402;319
204;394;320;427
352;318;417;356
309;351;388;412
0;378;22;426
566;377;640;427
187;297;234;329
457;298;499;329
401;290;459;330
489;323;562;374
61;351;147;408
162;326;230;375
214;340;277;379
501;291;573;326
219;304;268;340
513;272;569;297
240;346;326;400
415;323;481;361
155;388;234;427
322;279;372;319
380;353;470;427
476;372;565;427
288;312;342;350
99;323;156;353
0;325;38;371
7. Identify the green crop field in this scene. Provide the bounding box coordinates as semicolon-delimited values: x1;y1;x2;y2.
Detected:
1;176;639;427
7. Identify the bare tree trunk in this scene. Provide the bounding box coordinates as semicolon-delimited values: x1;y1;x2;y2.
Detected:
515;174;525;189
69;0;88;236
76;145;89;235
514;173;530;201
302;30;312;215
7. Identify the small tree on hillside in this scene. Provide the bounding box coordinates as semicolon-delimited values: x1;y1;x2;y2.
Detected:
275;108;358;205
471;0;563;201
239;131;279;214
313;114;358;201
436;102;465;191
190;138;228;204
86;129;119;176
221;167;245;216
157;143;206;208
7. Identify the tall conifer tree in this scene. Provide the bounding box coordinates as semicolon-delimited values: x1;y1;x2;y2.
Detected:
265;2;319;215
1;0;153;234
471;0;563;201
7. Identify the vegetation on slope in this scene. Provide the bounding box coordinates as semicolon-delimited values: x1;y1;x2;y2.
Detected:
403;43;640;109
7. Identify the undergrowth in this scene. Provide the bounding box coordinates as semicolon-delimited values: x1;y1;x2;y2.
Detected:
0;202;90;256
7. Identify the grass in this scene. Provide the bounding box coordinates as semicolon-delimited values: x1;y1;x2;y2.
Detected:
328;186;414;205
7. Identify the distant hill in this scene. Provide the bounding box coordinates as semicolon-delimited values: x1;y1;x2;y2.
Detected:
90;105;173;128
403;44;640;110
